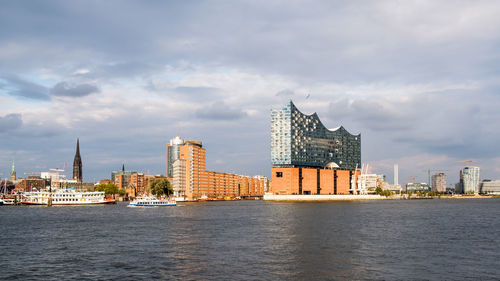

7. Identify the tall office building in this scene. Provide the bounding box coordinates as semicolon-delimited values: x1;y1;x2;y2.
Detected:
270;101;361;195
460;166;480;194
431;173;446;192
166;136;188;179
168;138;206;199
166;136;268;200
73;138;82;183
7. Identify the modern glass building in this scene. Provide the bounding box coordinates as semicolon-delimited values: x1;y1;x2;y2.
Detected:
271;100;361;169
480;180;500;195
406;182;431;193
460;166;480;194
166;136;185;179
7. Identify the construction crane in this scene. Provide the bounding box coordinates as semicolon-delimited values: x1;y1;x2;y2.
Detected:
49;168;65;186
457;160;473;167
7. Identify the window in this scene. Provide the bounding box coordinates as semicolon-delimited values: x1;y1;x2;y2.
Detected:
276;172;283;178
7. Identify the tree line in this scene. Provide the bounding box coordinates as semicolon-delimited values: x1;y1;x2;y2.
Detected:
96;178;173;197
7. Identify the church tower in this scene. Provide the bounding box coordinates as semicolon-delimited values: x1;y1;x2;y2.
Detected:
73;138;82;182
10;160;16;182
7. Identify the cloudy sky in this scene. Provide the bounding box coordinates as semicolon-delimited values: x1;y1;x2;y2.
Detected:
1;1;500;185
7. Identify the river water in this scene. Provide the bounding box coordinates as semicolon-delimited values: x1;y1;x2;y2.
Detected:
1;199;499;280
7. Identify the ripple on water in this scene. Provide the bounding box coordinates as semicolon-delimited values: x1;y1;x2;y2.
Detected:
1;199;499;280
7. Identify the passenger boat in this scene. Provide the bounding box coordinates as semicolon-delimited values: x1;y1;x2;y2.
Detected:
197;194;208;202
21;189;115;205
1;197;17;205
128;197;176;207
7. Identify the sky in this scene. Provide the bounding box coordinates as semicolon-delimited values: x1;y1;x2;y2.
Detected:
1;0;500;185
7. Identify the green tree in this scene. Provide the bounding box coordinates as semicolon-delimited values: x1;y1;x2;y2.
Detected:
375;187;392;197
147;178;173;196
118;188;126;196
96;182;120;195
382;190;393;197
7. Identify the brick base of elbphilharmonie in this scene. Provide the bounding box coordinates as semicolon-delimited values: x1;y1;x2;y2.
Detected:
270;167;361;195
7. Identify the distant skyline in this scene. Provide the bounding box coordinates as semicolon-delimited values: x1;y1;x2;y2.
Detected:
1;1;500;184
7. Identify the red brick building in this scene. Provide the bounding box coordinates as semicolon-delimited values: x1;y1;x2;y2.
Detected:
271;167;360;195
167;136;268;200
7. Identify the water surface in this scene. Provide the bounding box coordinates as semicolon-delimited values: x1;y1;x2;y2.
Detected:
2;199;499;280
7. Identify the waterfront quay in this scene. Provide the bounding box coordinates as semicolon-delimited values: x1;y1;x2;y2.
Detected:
263;193;499;201
264;194;386;201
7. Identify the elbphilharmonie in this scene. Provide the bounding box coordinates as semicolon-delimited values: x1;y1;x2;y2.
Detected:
270;101;361;195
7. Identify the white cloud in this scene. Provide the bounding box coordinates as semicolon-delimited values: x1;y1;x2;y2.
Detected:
73;69;90;75
2;1;500;181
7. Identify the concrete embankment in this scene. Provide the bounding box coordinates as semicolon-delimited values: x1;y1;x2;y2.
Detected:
263;194;387;201
439;194;497;199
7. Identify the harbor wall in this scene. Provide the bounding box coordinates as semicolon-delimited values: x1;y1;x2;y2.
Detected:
263;194;386;201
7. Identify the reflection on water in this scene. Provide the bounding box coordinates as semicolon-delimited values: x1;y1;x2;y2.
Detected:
2;199;500;280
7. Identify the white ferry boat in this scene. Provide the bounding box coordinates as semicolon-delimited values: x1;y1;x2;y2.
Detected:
128;197;176;207
21;189;115;205
1;198;17;205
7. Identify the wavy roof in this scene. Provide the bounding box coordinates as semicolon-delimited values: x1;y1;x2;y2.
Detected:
289;100;360;136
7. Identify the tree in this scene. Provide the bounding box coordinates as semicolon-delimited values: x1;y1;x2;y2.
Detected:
375;187;392;197
382;190;393;197
428;191;438;197
147;178;173;196
118;188;126;196
96;182;119;195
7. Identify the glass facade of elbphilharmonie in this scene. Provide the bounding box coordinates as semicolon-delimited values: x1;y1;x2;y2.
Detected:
271;101;361;170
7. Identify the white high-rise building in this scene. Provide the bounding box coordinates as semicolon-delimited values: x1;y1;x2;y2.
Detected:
431;173;446;193
460;166;480;194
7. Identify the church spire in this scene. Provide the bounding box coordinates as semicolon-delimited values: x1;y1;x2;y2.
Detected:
76;138;80;156
73;138;82;182
10;160;16;182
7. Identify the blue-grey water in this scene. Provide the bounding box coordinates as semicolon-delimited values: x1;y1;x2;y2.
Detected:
1;199;499;280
